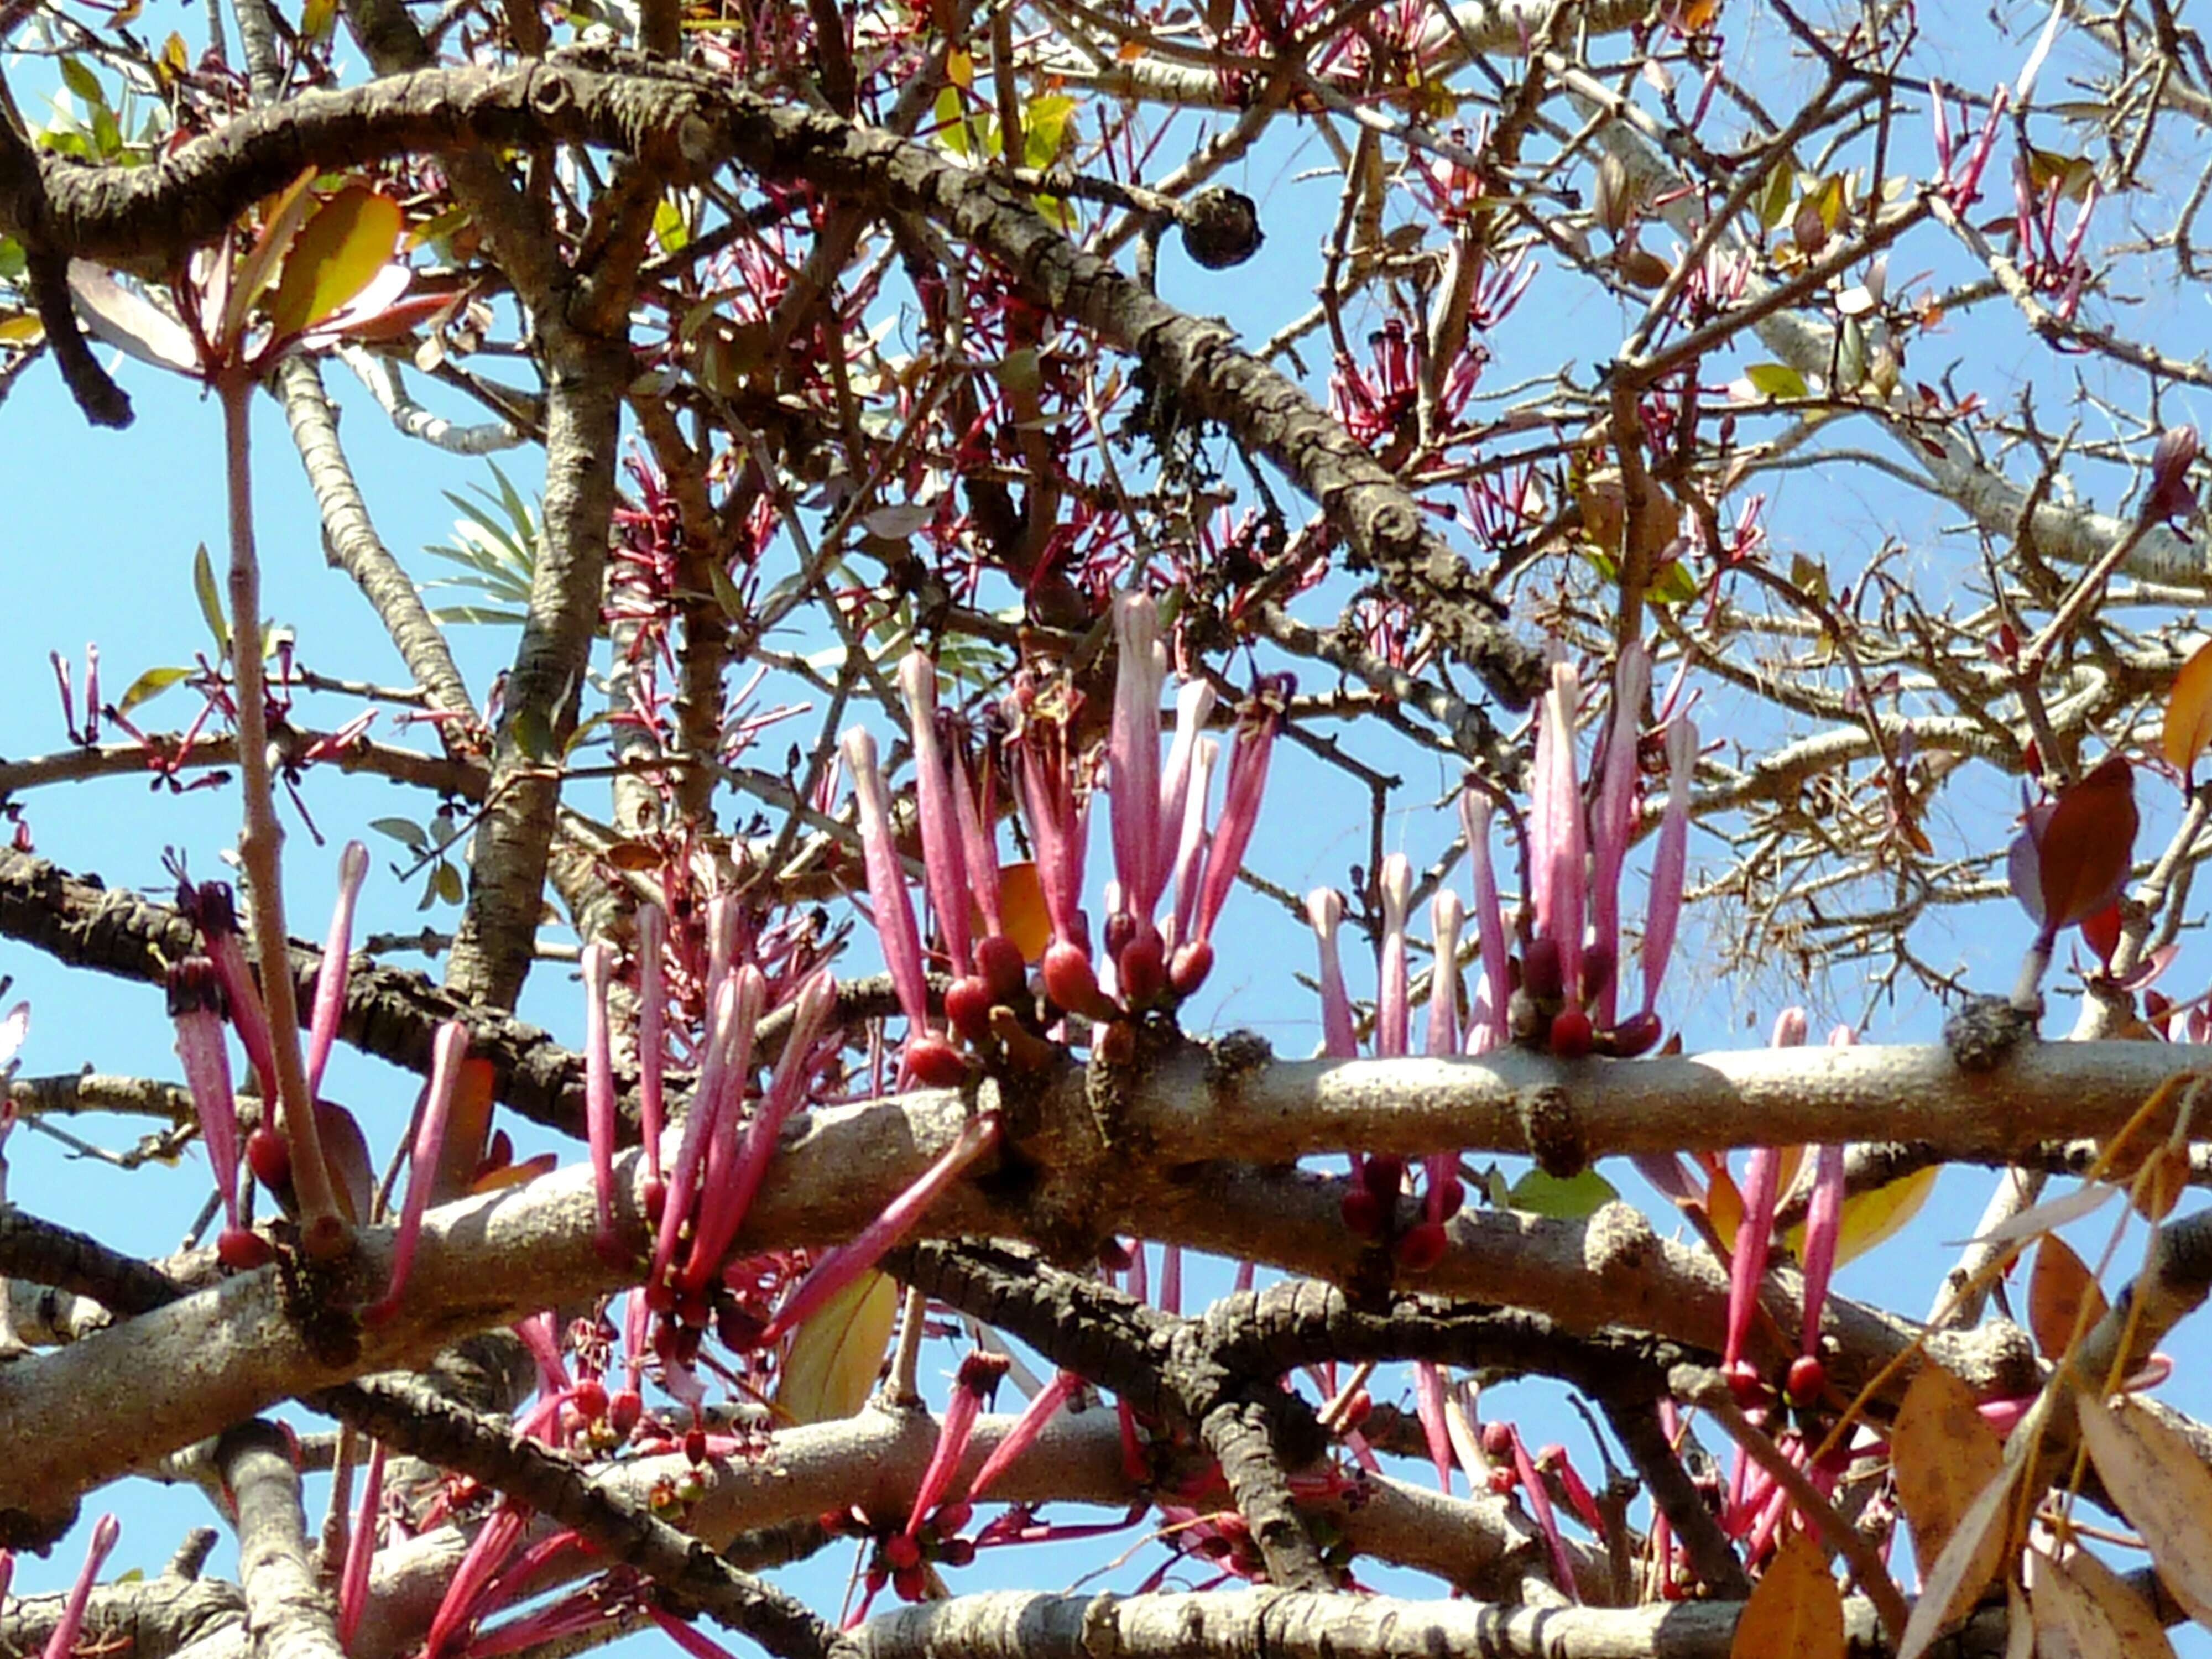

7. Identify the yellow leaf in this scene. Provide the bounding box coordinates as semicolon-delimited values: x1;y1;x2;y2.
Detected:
1115;38;1146;59
2077;1391;2212;1629
1730;1532;1844;1659
2164;639;2212;776
1707;1163;1744;1249
997;862;1051;963
774;1270;898;1425
1787;1164;1939;1267
2027;1235;2107;1360
268;185;402;340
946;48;973;88
0;312;44;343
1891;1363;2005;1584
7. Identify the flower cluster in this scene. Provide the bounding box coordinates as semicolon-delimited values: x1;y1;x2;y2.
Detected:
845;599;1285;1086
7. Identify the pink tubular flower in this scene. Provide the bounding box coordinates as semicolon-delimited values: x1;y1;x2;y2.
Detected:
336;1439;388;1651
1376;854;1412;1058
677;968;836;1297
844;727;957;1081
900;653;973;978
1108;594;1168;932
757;1112;1000;1348
905;1350;1011;1537
648;968;764;1311
1588;645;1648;1026
1640;717;1698;1018
40;1514;121;1659
169;958;243;1240
967;1368;1082;1501
1158;681;1217;931
1459;792;1510;1051
1307;890;1358;1059
1413;1360;1453;1492
582;942;623;1267
1188;678;1286;947
366;1021;472;1327
1533;662;1587;1005
1170;735;1219;948
190;882;280;1107
305;841;368;1099
1426;889;1465;1060
637;901;668;1197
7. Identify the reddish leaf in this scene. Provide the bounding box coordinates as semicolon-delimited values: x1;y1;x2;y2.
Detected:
2081;900;2122;966
268;186;403;341
2036;758;2137;935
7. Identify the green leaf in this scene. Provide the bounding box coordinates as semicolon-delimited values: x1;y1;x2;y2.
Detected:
1022;92;1077;169
934;85;971;156
117;665;192;716
1758;160;1797;231
268;185;402;339
1649;559;1700;607
709;561;748;624
0;238;25;283
58;56;103;106
191;543;229;656
1743;362;1808;398
370;816;427;851
1507;1166;1619;1219
432;860;465;906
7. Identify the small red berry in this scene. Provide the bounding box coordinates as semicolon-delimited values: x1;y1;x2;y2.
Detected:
906;1036;968;1088
1548;1007;1594;1059
892;1563;927;1603
1488;1464;1517;1495
572;1379;609;1422
884;1532;922;1571
1363;1155;1405;1197
683;1427;707;1465
1480;1421;1514;1458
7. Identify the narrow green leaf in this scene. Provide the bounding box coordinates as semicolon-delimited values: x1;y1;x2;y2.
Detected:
369;816;428;851
191;543;229;655
117;665;192;716
58;56;103;105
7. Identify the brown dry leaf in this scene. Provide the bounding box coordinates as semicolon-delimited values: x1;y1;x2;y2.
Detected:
2131;1146;2188;1222
2028;1236;2108;1359
2058;1545;2178;1657
1729;1532;1844;1659
1893;1364;2006;1571
1896;1449;2022;1659
2077;1391;2212;1629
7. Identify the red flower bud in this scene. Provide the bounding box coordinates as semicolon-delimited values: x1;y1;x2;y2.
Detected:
1118;931;1167;1006
1480;1421;1514;1458
1723;1358;1764;1410
1522;937;1564;1005
975;935;1029;1004
1042;941;1109;1018
892;1564;927;1603
683;1427;707;1465
937;1536;975;1568
906;1036;969;1088
1785;1354;1826;1406
1606;1011;1664;1058
1395;1220;1448;1271
1168;938;1214;997
945;977;994;1046
572;1379;609;1422
246;1125;291;1190
1339;1185;1385;1238
1548;1007;1594;1059
611;1390;643;1436
884;1532;922;1571
1362;1155;1405;1198
217;1226;272;1270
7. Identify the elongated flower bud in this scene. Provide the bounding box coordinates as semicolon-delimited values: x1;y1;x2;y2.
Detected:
305;841;368;1100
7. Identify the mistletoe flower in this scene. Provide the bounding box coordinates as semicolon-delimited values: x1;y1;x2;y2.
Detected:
967;1368;1084;1500
676;968;836;1299
1107;597;1169;954
39;1514;121;1659
758;1112;1000;1348
1307;890;1359;1061
1587;644;1648;1027
1179;676;1287;985
169;957;263;1270
582;942;623;1267
336;1441;388;1651
305;841;368;1100
1009;674;1105;1019
637;901;669;1208
1720;1008;1806;1405
901;1349;1012;1551
1639;716;1699;1022
366;1020;471;1326
844;726;963;1086
648;968;765;1314
1376;854;1412;1058
900;653;973;979
1459;792;1510;1052
1168;728;1220;948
